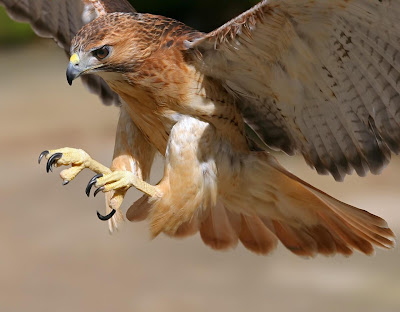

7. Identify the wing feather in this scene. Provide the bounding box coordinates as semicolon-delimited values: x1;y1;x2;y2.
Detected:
83;0;134;16
187;0;400;180
0;0;135;106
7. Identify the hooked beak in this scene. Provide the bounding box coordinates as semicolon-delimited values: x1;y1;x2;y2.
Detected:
66;53;82;86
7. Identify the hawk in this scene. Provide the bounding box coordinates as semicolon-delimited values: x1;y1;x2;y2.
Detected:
1;0;398;257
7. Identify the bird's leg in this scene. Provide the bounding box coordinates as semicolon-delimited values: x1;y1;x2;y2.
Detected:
92;104;158;231
38;147;159;220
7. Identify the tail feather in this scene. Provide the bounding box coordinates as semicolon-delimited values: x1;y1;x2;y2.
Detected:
314;189;392;230
326;232;354;256
126;195;151;222
318;195;395;248
173;218;199;238
328;209;395;249
271;220;318;257
124;153;395;257
236;154;396;257
306;225;338;256
239;215;278;255
302;182;396;250
316;210;375;255
200;202;239;250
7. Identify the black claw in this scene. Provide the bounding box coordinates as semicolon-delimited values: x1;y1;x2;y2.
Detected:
97;209;116;221
62;180;70;186
46;153;63;173
85;174;103;197
38;150;49;164
94;186;105;197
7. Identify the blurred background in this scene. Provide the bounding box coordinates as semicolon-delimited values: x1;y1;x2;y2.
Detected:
0;1;400;312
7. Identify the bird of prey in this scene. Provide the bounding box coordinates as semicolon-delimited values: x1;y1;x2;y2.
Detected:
1;0;398;257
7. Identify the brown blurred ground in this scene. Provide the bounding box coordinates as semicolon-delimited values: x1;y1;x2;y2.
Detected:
0;42;400;312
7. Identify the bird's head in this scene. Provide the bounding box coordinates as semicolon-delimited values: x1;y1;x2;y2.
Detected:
66;13;153;85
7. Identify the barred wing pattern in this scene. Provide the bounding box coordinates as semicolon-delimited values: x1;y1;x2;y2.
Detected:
0;0;135;106
188;0;400;181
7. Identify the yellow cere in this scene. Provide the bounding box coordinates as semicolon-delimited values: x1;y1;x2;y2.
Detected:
70;53;80;65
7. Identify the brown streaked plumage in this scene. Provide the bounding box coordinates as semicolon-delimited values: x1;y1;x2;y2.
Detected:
2;0;398;257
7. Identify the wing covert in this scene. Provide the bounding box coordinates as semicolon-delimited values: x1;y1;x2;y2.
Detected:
187;0;400;180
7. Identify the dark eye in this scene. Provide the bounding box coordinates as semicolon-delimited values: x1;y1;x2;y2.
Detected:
93;46;110;60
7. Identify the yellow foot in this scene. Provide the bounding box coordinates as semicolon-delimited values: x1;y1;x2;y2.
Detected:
38;148;159;226
38;148;111;184
86;170;160;199
84;170;160;226
38;147;117;221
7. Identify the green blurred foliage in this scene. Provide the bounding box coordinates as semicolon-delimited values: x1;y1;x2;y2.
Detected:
0;0;259;45
0;7;34;44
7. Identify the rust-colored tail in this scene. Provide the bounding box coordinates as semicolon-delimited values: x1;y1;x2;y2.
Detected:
126;153;395;257
267;156;395;256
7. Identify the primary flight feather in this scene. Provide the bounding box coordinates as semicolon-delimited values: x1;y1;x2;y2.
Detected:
1;0;398;257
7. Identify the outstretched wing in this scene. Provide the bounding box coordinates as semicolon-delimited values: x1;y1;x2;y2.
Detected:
187;0;400;181
0;0;136;106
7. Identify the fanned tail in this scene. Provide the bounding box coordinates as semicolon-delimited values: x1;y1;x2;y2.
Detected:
126;153;395;257
254;154;396;257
